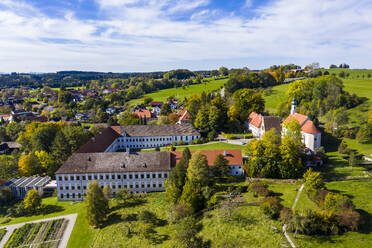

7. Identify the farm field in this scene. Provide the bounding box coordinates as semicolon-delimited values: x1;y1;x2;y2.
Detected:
128;77;227;105
5;219;68;248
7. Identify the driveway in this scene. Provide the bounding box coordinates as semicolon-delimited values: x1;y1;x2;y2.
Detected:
0;213;77;248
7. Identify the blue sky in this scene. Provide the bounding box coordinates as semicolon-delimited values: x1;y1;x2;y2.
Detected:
0;0;371;72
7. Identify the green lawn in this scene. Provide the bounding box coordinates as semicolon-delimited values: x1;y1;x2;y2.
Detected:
142;142;245;152
263;84;290;113
129;78;227;106
344;138;372;159
321;68;372;79
293;180;372;248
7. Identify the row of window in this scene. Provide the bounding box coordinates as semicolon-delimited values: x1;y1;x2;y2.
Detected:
60;182;163;191
120;136;196;143
60;189;159;199
58;172;168;181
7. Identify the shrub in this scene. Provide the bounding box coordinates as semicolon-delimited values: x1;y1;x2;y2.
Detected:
313;189;330;207
251;181;270;197
323;192;354;212
138;210;157;224
261;196;282;219
280;207;293;224
168;203;192;223
336;210;360;231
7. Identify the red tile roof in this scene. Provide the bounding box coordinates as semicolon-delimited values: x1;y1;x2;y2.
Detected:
76;127;121;153
283;113;320;134
247;112;262;128
134;109;153;119
171;149;243;166
151;101;163;107
177;109;191;122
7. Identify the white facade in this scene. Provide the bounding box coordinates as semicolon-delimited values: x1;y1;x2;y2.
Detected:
229;165;244;176
302;132;321;151
246;123;261;138
57;171;169;201
105;134;200;152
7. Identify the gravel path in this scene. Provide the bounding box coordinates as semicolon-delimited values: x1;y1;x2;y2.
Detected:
0;213;77;248
282;183;305;248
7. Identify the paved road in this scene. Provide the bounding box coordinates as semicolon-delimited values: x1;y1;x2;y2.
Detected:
0;213;77;248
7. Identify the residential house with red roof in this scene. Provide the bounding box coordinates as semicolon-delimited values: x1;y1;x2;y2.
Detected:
282;98;321;151
176;109;191;124
245;112;281;138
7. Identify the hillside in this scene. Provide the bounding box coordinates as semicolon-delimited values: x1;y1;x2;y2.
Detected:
128;77;227;105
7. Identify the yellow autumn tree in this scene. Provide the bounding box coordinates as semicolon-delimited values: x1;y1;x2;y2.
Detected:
18;153;41;176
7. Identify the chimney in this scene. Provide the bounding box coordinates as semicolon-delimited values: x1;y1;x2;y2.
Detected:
223;150;227;156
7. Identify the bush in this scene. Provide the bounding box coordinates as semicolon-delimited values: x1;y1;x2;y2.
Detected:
138;210;157;224
261;196;282;219
280;207;293;224
168;203;192;223
337;210;360;231
323;192;354;212
251;181;270;197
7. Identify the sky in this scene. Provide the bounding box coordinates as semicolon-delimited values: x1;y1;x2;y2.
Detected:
0;0;372;73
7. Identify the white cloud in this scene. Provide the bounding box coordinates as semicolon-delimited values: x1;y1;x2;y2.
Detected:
244;0;253;8
0;0;371;72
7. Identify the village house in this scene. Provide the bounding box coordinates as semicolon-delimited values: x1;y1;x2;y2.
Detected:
177;109;191;124
245;112;281;138
171;149;244;176
133;109;156;121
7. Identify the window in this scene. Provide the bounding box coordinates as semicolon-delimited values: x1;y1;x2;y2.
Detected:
60;186;63;190
112;185;116;189
72;193;75;198
118;185;122;189
164;173;168;178
66;193;70;198
88;175;92;180
83;186;87;190
129;185;133;188
112;175;115;180
141;174;144;179
83;176;86;180
76;176;80;180
124;185;127;188
152;174;156;178
106;175;109;180
135;184;139;188
129;174;133;179
101;185;104;189
94;175;97;180
159;173;162;178
147;174;150;178
60;194;63;199
153;184;156;188
66;186;69;190
147;184;150;188
141;184;144;188
100;175;103;180
124;174;127;179
159;183;162;187
71;186;75;190
59;176;62;181
238;166;241;169
135;174;138;179
78;193;81;198
77;186;81;190
118;175;121;179
65;176;68;181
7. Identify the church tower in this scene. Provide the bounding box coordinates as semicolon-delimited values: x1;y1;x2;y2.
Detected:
291;97;297;115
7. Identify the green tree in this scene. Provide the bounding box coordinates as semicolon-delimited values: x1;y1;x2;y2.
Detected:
0;155;18;179
219;66;229;76
279;136;304;178
117;111;140;126
356;124;372;144
6;122;25;141
103;185;112;200
85;181;108;227
186;152;210;185
24;189;41;213
232;88;265;122
160;103;172;116
173;216;203;248
194;106;210;134
303;168;325;192
180;180;204;213
18;153;41;176
212;154;230;177
165;149;189;204
143;96;153;105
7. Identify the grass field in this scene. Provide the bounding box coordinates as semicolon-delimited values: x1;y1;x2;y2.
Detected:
292;180;372;248
321;68;372;79
263;84;290;113
129;78;227;105
142;142;245;152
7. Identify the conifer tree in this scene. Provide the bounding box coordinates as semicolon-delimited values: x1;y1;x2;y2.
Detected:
85;181;108;227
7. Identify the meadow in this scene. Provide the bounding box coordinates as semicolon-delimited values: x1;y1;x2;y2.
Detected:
262;83;290;113
129;77;227;105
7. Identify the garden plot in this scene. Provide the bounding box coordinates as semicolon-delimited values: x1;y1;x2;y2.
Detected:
5;219;68;248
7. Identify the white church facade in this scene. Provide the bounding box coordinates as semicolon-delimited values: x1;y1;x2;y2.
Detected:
282;98;321;152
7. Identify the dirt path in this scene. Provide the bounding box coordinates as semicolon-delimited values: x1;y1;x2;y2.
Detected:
282;183;305;248
0;213;77;248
